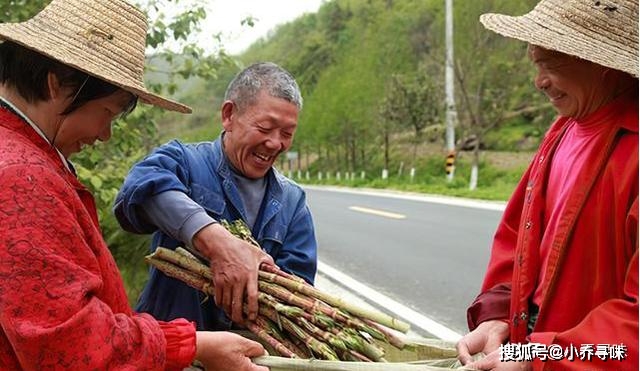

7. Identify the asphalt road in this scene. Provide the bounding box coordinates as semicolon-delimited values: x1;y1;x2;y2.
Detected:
304;186;505;335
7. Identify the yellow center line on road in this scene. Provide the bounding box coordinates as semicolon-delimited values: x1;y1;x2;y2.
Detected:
348;206;406;219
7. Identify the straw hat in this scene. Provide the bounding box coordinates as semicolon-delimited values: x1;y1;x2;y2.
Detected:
0;0;191;113
480;0;638;77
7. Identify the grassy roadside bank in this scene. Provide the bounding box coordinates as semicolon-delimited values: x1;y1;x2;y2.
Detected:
279;150;533;202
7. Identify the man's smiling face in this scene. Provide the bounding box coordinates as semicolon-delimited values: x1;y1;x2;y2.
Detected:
222;90;298;179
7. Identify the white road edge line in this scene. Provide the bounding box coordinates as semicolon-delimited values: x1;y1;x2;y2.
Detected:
304;185;506;211
318;260;463;342
348;206;406;219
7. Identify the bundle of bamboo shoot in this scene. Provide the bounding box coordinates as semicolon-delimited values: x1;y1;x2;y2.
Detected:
145;220;411;362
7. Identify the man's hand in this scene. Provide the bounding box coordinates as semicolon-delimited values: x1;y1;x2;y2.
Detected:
193;223;274;323
456;319;509;366
195;331;268;371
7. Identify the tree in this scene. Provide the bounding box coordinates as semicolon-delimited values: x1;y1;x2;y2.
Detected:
449;0;549;190
0;0;44;21
379;65;443;177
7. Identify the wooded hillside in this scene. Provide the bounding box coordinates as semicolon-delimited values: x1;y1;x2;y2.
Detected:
162;0;552;182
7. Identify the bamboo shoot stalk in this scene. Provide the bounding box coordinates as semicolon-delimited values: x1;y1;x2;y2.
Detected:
345;350;374;362
257;292;306;318
280;334;313;359
295;317;352;354
259;270;409;333
221;218;409;332
174;246;201;261
363;318;407;349
145;256;215;296
258;285;386;362
259;306;340;361
258;292;337;330
260;263;308;284
258;281;352;325
262;306;350;354
254;315;286;342
146;225;409;362
246;320;298;358
254;316;311;358
275;329;314;359
147;256;333;360
147;254;388;351
259;281;387;343
330;327;386;362
294;290;387;341
245;305;311;359
310;298;387;341
150;247;212;280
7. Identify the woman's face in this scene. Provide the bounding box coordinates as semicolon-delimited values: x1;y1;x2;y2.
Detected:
53;89;133;158
528;45;611;119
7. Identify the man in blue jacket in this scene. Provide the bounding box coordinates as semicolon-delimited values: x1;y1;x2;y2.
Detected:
114;62;318;331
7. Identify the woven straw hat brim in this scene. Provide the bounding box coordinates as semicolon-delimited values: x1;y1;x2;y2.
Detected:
0;0;191;113
480;0;639;78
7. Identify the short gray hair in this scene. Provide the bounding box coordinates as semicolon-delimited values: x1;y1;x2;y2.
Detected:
224;62;303;112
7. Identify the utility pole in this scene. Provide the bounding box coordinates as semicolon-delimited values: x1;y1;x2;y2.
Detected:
445;0;458;182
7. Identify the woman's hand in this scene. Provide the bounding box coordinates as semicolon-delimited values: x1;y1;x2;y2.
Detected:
456;319;510;365
194;331;269;371
464;348;532;371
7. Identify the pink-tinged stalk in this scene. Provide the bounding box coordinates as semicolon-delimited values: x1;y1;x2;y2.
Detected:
258;270;410;333
363;318;406;349
146;256;215;296
259;306;340;361
246;320;298;358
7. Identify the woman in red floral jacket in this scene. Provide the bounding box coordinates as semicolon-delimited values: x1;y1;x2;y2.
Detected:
0;0;267;370
457;0;638;370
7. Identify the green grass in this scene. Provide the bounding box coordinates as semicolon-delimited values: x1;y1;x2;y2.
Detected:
291;152;528;202
290;171;518;201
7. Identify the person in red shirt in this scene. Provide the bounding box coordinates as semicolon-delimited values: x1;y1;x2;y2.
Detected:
456;0;638;370
0;0;268;370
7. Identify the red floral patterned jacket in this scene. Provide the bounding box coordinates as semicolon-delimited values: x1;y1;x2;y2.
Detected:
0;107;196;370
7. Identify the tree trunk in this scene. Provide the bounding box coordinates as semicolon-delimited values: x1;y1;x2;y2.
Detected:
384;132;390;172
350;138;357;172
469;140;480;190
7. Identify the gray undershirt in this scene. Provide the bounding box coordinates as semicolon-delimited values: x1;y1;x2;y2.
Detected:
141;171;267;246
230;167;267;230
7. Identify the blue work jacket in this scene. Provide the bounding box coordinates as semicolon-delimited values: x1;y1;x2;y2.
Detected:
114;137;318;330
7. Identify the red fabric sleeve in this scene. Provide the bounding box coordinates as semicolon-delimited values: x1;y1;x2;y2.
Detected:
157;318;197;370
467;283;512;331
